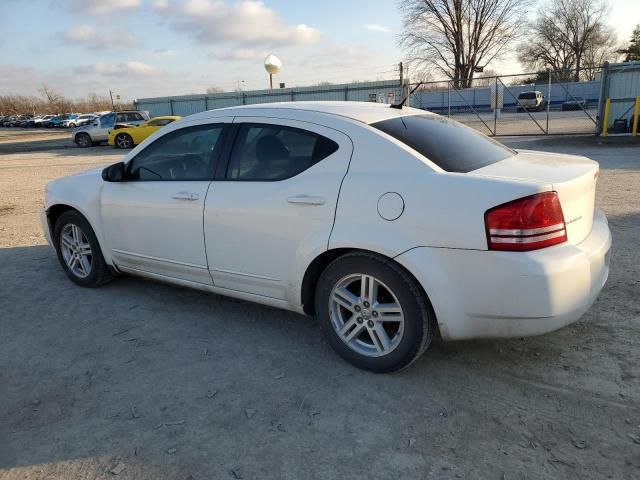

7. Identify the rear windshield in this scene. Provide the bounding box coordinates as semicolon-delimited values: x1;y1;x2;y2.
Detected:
518;92;537;99
371;114;515;173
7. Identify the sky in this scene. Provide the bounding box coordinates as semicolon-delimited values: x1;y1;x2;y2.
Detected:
1;0;638;102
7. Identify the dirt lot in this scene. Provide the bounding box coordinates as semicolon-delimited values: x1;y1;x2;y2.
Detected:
1;135;639;480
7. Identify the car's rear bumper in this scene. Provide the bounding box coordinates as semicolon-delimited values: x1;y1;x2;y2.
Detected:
396;209;611;341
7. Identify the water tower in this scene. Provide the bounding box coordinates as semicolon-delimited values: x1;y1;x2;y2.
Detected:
264;54;282;89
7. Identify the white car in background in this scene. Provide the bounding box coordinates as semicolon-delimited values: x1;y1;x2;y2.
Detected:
33;114;55;128
42;102;611;372
65;114;96;128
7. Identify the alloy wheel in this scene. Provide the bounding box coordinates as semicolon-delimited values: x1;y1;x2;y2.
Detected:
116;134;132;149
329;274;405;357
60;223;93;278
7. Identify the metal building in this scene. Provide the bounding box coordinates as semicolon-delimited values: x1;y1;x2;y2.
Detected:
134;80;404;117
597;61;640;135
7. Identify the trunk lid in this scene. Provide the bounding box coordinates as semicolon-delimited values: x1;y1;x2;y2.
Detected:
471;150;599;245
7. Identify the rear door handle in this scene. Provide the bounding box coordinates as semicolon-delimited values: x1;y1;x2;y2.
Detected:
287;195;326;205
171;192;199;201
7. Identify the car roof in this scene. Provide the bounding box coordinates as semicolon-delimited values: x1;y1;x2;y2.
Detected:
187;101;435;125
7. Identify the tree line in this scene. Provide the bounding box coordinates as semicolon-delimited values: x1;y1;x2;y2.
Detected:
0;85;132;116
400;0;639;87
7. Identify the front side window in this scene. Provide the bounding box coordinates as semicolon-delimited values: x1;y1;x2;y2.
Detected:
128;124;225;181
227;124;339;181
371;114;516;173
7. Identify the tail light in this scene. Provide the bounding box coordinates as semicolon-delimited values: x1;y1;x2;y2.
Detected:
485;192;567;251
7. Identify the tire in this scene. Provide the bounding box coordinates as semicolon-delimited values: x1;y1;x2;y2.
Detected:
115;133;134;149
314;251;436;373
69;123;76;128
75;133;91;148
53;210;116;288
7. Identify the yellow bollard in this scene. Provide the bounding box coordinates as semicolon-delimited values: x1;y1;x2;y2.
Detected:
601;98;611;138
632;96;640;137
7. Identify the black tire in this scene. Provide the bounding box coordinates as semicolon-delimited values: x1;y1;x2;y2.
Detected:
115;133;134;149
314;251;436;373
53;210;116;288
75;132;92;148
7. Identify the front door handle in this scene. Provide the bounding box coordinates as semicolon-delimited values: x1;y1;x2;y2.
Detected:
287;195;326;206
171;192;199;201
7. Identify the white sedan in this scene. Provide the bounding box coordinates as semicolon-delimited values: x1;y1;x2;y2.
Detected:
41;102;611;372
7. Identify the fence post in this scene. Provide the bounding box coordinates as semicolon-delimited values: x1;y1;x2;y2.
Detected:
493;77;498;135
447;82;451;117
546;72;551;134
632;96;640;137
205;95;209;111
242;92;246;105
169;99;174;115
344;86;348;101
601;98;611;137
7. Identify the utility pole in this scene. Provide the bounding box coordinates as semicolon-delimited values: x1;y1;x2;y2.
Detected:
399;61;403;86
109;90;115;111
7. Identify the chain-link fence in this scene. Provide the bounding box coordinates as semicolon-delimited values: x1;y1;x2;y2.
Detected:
408;68;602;136
135;70;605;136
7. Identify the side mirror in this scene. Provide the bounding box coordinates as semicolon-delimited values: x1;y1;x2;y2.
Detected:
102;162;125;182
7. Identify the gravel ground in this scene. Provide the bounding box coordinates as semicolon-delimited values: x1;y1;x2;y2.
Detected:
0;135;639;480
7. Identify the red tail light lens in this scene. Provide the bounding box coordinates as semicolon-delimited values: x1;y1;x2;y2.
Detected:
485;192;567;251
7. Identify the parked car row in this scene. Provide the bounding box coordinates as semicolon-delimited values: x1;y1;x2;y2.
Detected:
0;113;99;128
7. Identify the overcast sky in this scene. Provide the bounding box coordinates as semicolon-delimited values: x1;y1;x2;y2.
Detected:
1;0;638;101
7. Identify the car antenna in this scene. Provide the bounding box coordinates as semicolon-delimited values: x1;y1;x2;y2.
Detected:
390;82;424;109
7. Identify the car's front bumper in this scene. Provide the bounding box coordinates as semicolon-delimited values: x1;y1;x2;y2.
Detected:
396;209;611;341
40;208;52;247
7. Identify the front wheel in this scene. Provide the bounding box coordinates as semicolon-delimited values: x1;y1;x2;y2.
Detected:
115;133;134;149
53;211;115;287
75;133;92;148
315;252;436;373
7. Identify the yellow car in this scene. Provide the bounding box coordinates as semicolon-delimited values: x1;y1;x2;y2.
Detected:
108;116;182;149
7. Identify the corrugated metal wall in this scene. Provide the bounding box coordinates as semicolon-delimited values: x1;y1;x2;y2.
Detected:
598;61;640;132
134;80;404;117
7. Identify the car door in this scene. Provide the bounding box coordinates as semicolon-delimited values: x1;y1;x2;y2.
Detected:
101;119;232;285
203;117;353;301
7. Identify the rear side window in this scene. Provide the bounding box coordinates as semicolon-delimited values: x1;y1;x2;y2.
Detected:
227;124;339;181
371;114;515;173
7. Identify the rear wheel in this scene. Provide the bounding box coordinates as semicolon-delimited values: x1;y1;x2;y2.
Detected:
53;211;115;287
75;133;91;148
115;133;134;149
315;252;436;373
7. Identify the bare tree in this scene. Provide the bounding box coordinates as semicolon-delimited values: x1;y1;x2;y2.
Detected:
206;86;224;94
582;26;620;80
518;0;614;81
399;0;527;88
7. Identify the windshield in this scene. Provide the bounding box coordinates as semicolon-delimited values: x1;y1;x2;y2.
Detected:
371;114;516;173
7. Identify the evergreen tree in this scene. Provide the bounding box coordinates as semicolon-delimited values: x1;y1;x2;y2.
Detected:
618;25;640;62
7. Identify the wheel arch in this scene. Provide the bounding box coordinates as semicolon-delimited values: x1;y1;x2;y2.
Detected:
45;203;111;264
300;247;436;321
